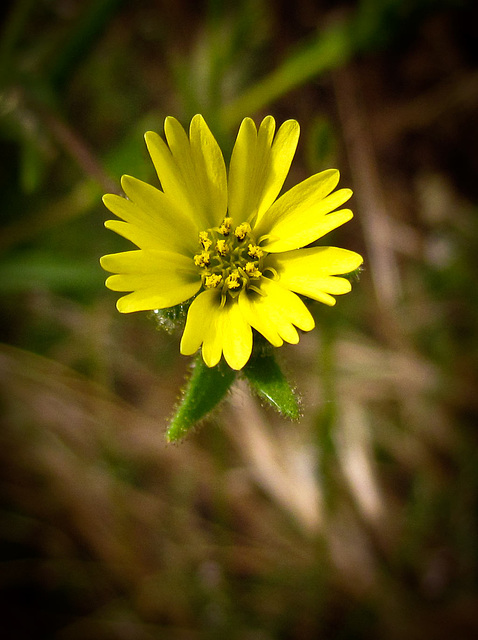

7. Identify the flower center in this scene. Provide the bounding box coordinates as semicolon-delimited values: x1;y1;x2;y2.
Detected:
193;217;266;303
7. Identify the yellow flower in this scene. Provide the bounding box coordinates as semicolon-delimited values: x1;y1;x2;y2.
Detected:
100;115;363;370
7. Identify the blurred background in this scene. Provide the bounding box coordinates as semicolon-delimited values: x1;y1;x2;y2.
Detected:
1;0;478;638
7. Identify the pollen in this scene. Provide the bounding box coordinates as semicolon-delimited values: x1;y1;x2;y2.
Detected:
193;251;210;267
245;261;262;278
225;272;241;289
199;231;212;251
204;274;223;288
194;220;268;299
216;239;229;256
248;244;264;259
234;222;251;240
219;217;233;235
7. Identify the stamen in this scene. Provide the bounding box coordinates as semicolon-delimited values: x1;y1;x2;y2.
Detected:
194;221;270;299
194;251;210;267
216;239;229;256
248;244;264;259
225;272;241;289
245;262;262;278
219;217;233;235
204;274;222;288
234;222;251;240
199;231;212;251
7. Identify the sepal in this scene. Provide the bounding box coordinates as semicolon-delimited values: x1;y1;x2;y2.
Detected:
166;355;237;442
242;348;300;420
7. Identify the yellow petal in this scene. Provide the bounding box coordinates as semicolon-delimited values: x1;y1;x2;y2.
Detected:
103;179;198;255
262;278;315;330
100;250;200;312
104;220;165;250
228;116;299;226
238;288;284;348
267;246;363;306
266;207;353;253
144;128;195;223
255;169;353;252
241;277;314;345
201;313;223;368
269;246;363;277
254;169;338;237
192;298;224;368
221;302;253;370
162;116;193;175
227;117;263;225
146;116;227;230
199;301;252;369
180;289;217;356
113;283;201;313
104;271;198;292
114;283;201;313
100;249;193;274
180;290;253;369
189;115;228;228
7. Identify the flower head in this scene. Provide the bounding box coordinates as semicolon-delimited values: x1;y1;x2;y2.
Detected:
101;115;363;370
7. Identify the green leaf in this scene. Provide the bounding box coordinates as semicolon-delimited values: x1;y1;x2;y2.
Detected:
242;350;300;420
166;356;236;442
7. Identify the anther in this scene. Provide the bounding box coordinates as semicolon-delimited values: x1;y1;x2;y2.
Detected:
204;274;222;288
248;244;263;259
219;217;233;235
225;272;241;289
245;262;262;278
199;231;212;251
194;251;210;267
234;222;251;240
195;222;269;298
216;239;229;256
